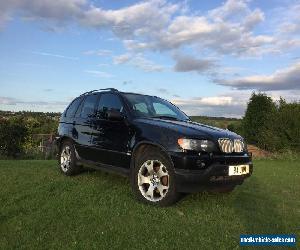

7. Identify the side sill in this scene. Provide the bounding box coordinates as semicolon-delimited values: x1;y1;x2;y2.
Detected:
77;158;130;177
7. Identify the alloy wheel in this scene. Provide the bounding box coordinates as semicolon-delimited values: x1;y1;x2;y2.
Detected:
60;146;71;172
137;160;169;202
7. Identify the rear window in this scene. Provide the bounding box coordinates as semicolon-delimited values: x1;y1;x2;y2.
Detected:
65;98;82;118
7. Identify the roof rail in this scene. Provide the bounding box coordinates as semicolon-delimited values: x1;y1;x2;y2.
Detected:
79;88;118;96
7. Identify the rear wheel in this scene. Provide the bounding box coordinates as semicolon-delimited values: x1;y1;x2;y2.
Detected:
59;140;81;176
131;147;180;206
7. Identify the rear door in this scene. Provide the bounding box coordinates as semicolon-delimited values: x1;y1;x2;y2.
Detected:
59;97;83;141
90;93;131;168
72;94;99;160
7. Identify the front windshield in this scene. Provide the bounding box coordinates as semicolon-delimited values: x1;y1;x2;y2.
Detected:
123;93;189;121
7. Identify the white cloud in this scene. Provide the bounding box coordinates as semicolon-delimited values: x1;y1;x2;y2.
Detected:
242;8;264;31
83;49;112;56
276;3;300;35
0;97;17;105
172;93;247;117
1;0;300;94
173;54;217;74
0;96;69;106
173;96;236;107
1;0;299;59
131;56;164;72
104;0;274;57
1;0;280;57
208;0;249;21
216;62;300;91
84;70;113;78
113;54;132;64
80;0;179;39
0;0;86;27
171;89;300;117
113;53;164;72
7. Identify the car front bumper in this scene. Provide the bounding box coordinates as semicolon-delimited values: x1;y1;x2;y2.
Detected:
169;152;253;193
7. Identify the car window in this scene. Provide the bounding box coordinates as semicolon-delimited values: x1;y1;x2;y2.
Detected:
75;98;84;118
153;102;177;116
97;93;123;118
65;98;82;118
124;93;189;121
134;103;149;114
80;94;98;118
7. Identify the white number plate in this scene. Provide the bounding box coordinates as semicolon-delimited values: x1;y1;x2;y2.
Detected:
228;165;249;176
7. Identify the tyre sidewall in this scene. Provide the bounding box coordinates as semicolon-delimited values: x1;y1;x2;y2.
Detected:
131;148;179;206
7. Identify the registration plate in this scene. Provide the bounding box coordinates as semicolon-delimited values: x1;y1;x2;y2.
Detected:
228;165;249;176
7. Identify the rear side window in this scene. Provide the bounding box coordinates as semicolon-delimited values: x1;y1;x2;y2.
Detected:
65;98;82;118
80;94;98;118
97;93;123;118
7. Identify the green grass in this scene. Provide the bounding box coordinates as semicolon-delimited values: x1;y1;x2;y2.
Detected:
0;160;299;249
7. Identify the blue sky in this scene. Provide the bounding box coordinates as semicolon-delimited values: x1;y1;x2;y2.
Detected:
0;0;300;117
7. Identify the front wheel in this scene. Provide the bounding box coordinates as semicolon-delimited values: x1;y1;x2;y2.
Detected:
131;148;180;206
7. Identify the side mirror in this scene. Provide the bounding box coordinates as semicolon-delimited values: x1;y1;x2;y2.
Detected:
107;110;124;121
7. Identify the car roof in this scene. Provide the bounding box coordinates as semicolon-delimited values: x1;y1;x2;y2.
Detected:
80;88;158;99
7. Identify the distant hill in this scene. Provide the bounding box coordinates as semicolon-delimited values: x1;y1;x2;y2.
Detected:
0;110;61;119
190;116;241;129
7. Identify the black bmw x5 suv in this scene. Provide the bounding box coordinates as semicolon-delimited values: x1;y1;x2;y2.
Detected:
57;88;253;206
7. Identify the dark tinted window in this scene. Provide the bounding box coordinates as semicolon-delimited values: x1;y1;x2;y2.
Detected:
65;98;82;118
80;94;98;118
97;93;123;118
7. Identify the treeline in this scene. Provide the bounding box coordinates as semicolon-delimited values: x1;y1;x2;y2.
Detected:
0;112;59;158
0;110;61;118
228;93;300;152
0;93;299;159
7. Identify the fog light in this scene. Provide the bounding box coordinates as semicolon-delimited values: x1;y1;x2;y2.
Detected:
196;160;206;168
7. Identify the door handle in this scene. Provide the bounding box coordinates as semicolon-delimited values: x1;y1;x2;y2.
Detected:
73;120;76;125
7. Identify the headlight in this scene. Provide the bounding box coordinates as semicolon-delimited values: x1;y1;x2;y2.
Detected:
177;138;215;152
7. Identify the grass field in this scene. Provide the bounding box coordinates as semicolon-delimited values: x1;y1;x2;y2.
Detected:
190;116;241;129
0;160;299;249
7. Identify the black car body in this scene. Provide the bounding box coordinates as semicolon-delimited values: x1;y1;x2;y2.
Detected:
56;88;253;205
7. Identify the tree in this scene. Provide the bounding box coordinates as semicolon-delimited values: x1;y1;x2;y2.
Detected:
0;118;28;157
242;92;278;150
276;98;300;151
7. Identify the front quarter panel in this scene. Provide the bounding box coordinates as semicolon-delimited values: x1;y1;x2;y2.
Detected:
130;120;182;153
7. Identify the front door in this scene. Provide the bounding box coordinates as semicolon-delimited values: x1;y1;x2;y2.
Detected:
90;93;131;168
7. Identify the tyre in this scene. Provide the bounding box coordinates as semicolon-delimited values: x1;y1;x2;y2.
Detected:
131;147;180;206
59;140;81;176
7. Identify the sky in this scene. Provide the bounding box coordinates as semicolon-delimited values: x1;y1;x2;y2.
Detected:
0;0;300;117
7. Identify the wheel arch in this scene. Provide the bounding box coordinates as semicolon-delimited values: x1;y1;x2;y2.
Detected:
130;141;174;170
57;136;75;152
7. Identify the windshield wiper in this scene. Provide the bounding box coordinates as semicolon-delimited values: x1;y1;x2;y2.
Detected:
151;115;181;121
